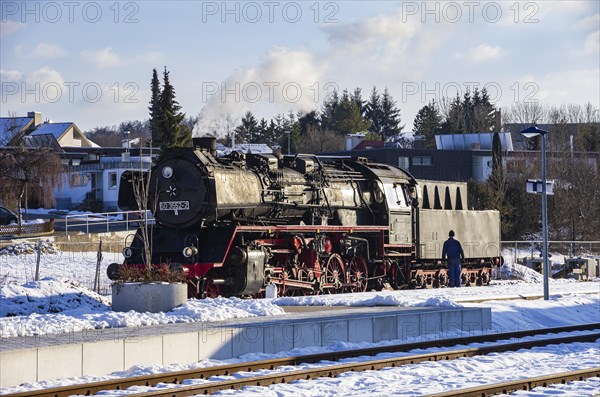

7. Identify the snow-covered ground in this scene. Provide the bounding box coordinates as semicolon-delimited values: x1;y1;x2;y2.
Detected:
0;240;599;395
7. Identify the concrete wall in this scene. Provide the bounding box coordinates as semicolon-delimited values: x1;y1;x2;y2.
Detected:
0;306;490;388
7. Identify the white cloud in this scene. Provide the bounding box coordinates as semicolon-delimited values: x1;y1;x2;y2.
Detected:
0;20;25;38
80;47;120;69
0;69;23;82
576;13;600;29
583;30;599;54
132;51;165;64
142;51;164;62
324;11;421;62
26;66;65;87
15;42;67;59
31;42;67;58
455;44;505;62
504;69;600;108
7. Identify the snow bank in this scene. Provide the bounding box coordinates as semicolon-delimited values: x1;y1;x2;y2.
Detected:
0;278;285;338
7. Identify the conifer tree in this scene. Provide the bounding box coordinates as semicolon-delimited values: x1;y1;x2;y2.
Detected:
463;89;474;133
441;95;464;133
298;110;320;136
365;87;383;136
490;131;505;194
158;67;191;151
380;88;404;141
412;100;442;148
320;90;340;131
234;111;259;143
477;88;496;131
148;68;161;147
351;87;366;115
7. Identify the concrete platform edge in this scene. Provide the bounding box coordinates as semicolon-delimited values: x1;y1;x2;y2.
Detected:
0;306;490;388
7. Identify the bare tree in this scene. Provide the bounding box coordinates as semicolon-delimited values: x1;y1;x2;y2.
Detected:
502;102;546;125
0;147;63;223
296;126;345;154
0;112;63;221
130;159;155;276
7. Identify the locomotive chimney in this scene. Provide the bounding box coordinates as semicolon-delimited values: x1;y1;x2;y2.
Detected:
193;136;217;156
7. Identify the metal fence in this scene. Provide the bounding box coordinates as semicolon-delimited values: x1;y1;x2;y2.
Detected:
64;210;154;234
501;241;600;265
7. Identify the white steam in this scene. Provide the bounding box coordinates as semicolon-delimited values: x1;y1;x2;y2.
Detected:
193;47;325;138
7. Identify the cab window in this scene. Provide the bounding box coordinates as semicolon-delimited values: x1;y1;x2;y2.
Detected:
384;183;408;209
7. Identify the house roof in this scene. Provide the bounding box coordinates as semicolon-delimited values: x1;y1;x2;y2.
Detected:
29;122;73;140
22;134;63;151
0;117;33;145
353;140;384;150
29;122;100;147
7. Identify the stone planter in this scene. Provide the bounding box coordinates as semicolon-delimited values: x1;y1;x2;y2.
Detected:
112;282;187;313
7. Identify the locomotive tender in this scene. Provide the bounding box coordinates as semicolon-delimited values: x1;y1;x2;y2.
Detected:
110;137;500;298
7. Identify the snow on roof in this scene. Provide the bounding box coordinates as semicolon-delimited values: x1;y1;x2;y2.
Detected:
29;122;73;140
216;143;274;156
0;117;33;144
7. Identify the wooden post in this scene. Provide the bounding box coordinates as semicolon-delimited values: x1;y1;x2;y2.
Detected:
94;240;103;293
35;240;42;281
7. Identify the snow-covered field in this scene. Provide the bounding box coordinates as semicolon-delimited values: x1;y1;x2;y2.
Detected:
0;240;599;396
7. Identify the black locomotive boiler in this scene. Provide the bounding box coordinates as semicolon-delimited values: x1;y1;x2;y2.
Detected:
110;137;501;298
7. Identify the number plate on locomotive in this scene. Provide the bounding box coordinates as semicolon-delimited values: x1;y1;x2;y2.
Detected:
159;201;190;211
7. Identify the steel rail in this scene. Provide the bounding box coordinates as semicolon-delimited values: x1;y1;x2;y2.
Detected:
5;323;598;397
93;333;600;397
424;367;600;397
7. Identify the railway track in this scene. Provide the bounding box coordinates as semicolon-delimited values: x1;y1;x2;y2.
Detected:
424;368;600;397
5;323;599;397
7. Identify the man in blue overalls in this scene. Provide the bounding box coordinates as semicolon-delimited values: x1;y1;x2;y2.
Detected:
442;230;465;287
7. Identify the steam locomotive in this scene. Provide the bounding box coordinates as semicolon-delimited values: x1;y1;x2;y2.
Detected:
109;137;501;298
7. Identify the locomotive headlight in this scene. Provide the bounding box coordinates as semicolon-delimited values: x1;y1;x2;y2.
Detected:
162;166;173;179
123;247;133;259
182;246;198;258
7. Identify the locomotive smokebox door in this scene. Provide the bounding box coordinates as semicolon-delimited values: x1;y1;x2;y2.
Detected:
149;152;209;229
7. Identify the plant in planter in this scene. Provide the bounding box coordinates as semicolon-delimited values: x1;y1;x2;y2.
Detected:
111;263;188;313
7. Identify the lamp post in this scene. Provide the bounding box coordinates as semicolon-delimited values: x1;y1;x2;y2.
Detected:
125;130;130;153
571;209;583;257
284;130;291;155
521;126;549;300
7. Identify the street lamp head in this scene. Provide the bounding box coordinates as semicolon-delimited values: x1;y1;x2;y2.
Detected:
520;126;548;138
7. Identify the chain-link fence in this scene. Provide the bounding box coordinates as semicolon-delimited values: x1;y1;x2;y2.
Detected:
501;241;600;265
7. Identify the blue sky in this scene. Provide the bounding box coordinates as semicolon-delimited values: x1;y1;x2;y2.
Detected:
1;1;598;135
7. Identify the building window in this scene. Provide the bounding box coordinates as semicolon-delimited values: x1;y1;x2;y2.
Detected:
412;156;432;166
398;157;409;170
109;172;118;189
70;173;90;187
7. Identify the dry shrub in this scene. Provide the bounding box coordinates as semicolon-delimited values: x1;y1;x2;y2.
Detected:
116;263;186;284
